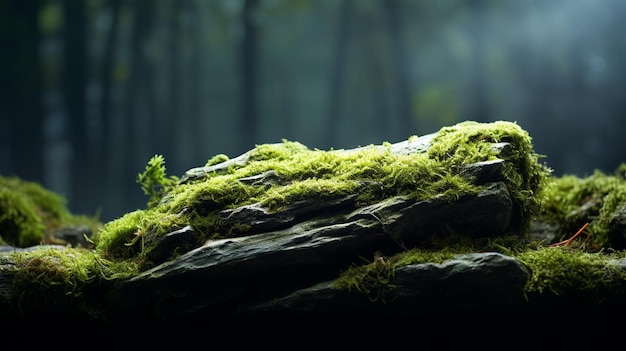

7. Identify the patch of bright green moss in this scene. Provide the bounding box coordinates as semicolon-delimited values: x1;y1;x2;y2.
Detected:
428;120;550;223
335;243;626;304
334;247;472;302
332;161;626;305
137;154;178;209
94;121;549;268
516;246;626;300
0;176;101;247
539;165;626;249
2;246;137;319
206;153;229;167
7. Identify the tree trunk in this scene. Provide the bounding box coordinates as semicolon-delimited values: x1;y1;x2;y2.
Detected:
240;0;260;148
122;0;155;209
99;0;121;164
360;9;390;139
326;0;353;149
149;0;183;177
99;0;121;219
382;0;413;137
0;0;44;184
63;0;89;214
186;0;205;164
466;0;490;122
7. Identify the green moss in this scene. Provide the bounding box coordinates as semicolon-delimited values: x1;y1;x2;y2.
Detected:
137;154;178;209
206;153;229;167
333;158;626;305
95;121;550;266
516;247;626;300
334;247;472;302
428;121;550;228
335;242;626;305
3;246;137;319
538;166;626;249
0;188;45;247
0;176;101;247
4;121;624;320
334;253;397;303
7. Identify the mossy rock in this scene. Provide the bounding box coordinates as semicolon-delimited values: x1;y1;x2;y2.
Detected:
0;176;101;248
93;120;551;269
534;168;626;249
3;120;626;331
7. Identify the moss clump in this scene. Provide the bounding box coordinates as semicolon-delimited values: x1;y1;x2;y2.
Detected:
0;177;129;320
516;246;626;300
538;165;626;249
94;121;550;268
0;176;101;247
333;162;626;306
206;153;229;167
428;121;550;229
2;246;137;319
334;247;471;302
335;244;626;305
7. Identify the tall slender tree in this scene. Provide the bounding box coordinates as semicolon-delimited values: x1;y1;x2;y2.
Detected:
122;0;155;210
240;0;260;148
382;0;413;137
98;0;121;219
466;0;490;122
187;0;206;163
63;0;89;214
359;7;391;140
99;0;121;169
0;0;44;183
160;0;183;174
326;0;353;149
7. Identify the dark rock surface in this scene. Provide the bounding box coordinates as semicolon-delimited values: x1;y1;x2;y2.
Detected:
109;180;517;324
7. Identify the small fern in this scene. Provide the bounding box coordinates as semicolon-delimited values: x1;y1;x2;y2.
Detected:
137;155;176;208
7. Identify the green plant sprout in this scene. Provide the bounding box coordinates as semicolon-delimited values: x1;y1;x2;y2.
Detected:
137;154;177;209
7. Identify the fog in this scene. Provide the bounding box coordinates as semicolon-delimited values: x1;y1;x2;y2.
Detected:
1;0;625;222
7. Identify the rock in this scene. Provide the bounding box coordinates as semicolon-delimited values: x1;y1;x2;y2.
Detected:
145;225;198;263
238;252;530;317
52;225;93;248
347;181;513;246
113;180;516;322
1;121;559;330
608;204;626;248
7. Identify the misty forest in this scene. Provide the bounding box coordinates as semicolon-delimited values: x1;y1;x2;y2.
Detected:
1;0;625;223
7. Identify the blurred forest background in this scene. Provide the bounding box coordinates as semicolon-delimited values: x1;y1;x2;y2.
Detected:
1;0;625;223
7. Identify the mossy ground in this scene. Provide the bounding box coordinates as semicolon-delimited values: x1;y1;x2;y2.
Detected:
334;236;626;304
0;176;101;247
2;120;626;320
335;167;626;303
